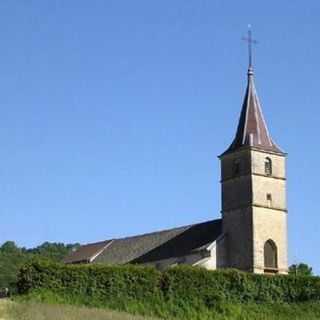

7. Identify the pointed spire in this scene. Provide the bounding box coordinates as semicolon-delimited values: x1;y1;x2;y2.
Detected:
222;28;284;156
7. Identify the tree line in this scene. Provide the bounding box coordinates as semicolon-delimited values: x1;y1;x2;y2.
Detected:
0;241;79;292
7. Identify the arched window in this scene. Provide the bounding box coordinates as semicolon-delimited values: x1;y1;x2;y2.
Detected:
233;159;241;177
264;240;278;271
265;157;272;176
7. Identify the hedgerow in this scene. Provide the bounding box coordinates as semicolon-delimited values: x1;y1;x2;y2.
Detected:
16;260;320;316
17;260;162;308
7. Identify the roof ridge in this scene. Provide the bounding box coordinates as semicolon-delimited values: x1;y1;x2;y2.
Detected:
111;219;220;242
80;239;111;247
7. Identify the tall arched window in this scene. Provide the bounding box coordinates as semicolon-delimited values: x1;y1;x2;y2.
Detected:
264;240;278;271
265;157;272;176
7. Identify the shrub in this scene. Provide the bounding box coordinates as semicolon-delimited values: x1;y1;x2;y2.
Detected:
18;260;162;305
17;261;320;316
163;266;320;304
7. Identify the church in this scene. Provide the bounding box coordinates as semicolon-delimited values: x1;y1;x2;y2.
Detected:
64;46;288;275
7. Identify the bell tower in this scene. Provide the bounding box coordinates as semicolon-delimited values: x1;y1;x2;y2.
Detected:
219;34;288;274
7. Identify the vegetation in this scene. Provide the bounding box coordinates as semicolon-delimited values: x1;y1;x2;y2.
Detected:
2;300;320;320
289;263;313;276
16;260;320;320
0;300;160;320
1;240;317;319
0;241;78;293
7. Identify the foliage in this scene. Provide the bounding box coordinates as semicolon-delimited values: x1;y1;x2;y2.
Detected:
17;261;162;305
0;241;78;292
26;242;80;262
16;261;320;319
0;242;31;292
1;241;21;254
289;263;313;277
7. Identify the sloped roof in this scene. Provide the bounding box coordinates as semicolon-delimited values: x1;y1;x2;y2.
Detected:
94;219;222;264
222;67;284;156
131;219;222;264
65;219;222;265
63;240;112;264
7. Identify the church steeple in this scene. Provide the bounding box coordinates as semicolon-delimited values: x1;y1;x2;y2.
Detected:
224;67;283;155
222;28;284;156
219;28;288;274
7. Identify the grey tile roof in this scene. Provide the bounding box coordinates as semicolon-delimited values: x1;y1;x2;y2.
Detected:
92;219;222;265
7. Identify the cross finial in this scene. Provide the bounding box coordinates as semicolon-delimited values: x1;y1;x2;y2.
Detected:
242;25;258;70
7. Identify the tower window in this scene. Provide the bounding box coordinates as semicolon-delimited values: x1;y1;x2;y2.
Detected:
233;159;241;177
265;157;272;176
266;193;272;207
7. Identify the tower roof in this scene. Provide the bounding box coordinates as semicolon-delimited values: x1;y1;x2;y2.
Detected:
222;67;284;156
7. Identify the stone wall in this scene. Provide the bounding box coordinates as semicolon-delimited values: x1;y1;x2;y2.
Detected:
222;207;253;271
251;149;286;179
252;207;288;274
250;150;288;274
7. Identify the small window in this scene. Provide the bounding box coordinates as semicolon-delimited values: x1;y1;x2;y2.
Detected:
266;193;272;207
265;157;272;176
233;159;241;177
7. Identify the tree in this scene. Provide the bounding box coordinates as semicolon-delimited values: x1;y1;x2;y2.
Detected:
289;263;313;276
0;240;79;292
0;241;20;254
0;242;28;291
27;242;79;262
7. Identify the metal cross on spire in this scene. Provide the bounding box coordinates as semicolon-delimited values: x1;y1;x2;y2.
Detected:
242;25;258;69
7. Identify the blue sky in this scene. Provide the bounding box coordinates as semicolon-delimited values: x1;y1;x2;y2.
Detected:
0;1;319;274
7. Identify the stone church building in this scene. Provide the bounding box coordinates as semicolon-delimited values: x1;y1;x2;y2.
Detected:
65;62;288;274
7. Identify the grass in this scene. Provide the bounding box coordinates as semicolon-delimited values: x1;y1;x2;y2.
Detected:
0;299;160;320
2;299;320;320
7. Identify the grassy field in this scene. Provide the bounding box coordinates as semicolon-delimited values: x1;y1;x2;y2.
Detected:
0;300;160;320
1;299;320;320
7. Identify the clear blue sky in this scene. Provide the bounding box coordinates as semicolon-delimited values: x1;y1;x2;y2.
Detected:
0;1;319;274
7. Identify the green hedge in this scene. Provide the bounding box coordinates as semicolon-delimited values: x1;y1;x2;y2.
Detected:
17;260;162;308
17;260;320;311
163;266;320;304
